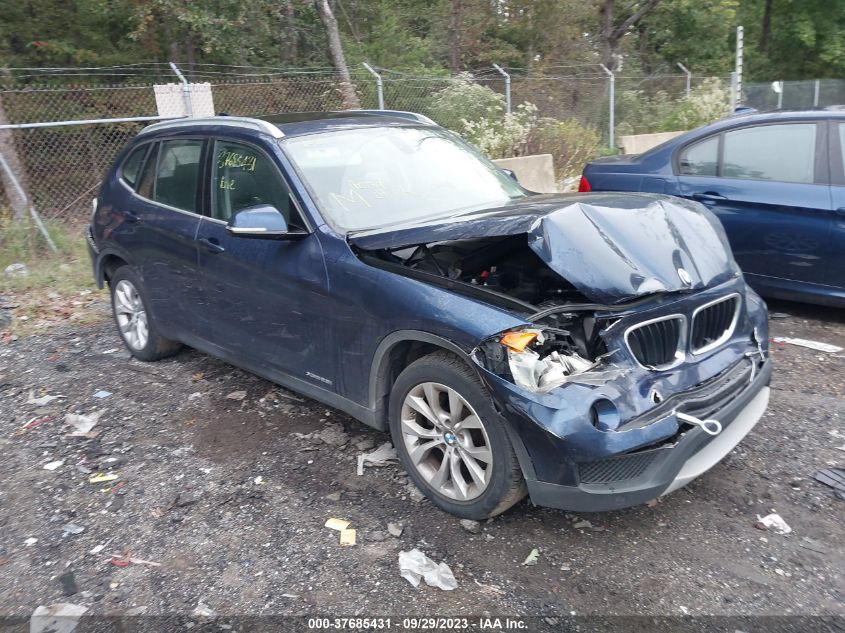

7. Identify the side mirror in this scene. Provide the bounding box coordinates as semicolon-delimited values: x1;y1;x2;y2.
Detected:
500;168;519;183
226;204;306;240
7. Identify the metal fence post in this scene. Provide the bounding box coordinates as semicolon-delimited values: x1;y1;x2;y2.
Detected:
492;64;511;114
362;62;384;110
677;63;691;98
0;150;57;253
813;79;820;107
169;62;193;118
734;26;744;107
600;64;615;151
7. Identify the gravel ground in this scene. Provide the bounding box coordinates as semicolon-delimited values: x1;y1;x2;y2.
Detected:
0;296;843;625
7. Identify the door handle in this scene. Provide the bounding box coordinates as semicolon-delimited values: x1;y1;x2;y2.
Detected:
197;237;225;254
692;192;728;204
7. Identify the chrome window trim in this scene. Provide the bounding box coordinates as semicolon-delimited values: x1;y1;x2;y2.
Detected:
624;314;688;371
690;293;742;355
140;116;284;139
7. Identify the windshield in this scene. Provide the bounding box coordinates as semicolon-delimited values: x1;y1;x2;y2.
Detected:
282;126;526;231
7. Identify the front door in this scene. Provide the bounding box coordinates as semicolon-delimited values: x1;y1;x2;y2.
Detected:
827;121;845;290
677;122;833;285
196;138;336;389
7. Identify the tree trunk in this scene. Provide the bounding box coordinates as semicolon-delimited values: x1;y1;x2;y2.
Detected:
316;0;360;109
758;0;772;53
448;0;463;73
600;0;661;71
0;89;30;222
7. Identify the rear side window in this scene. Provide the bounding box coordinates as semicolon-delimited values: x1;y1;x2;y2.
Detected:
723;123;816;183
679;136;718;176
839;124;845;172
153;139;204;213
121;145;149;188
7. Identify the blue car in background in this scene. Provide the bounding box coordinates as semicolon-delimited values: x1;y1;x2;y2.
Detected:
87;111;771;519
580;111;845;307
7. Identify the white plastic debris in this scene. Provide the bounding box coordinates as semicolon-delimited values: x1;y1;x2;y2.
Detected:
522;548;540;566
24;537;38;546
357;441;398;476
89;544;105;555
64;411;102;434
756;513;792;535
62;523;84;536
771;337;843;353
191;601;217;619
30;603;87;633
398;548;457;591
43;460;64;471
92;390;112;399
27;391;63;406
4;262;28;278
226;390;247;401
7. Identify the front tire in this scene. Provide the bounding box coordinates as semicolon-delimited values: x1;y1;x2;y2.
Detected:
388;351;526;519
109;267;181;362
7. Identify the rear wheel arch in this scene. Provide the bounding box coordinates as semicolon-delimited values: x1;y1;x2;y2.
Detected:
97;252;130;288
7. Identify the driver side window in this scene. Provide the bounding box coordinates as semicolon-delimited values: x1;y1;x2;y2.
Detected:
212;140;298;225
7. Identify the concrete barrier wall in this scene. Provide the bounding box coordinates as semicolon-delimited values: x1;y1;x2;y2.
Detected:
493;153;556;193
617;131;686;155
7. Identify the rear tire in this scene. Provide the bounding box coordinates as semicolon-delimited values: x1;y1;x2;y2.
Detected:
109;267;181;362
389;351;526;519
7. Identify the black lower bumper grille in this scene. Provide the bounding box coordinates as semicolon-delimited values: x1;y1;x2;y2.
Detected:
626;316;683;368
578;450;660;484
691;295;739;353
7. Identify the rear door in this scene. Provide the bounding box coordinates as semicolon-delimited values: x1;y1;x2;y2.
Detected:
120;138;206;336
195;137;336;387
677;122;833;284
827;121;845;289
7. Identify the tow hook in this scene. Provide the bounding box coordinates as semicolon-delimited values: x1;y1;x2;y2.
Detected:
675;411;722;436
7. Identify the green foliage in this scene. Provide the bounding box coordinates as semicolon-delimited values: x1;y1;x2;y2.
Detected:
460;102;539;159
429;73;505;130
616;78;729;135
527;118;601;179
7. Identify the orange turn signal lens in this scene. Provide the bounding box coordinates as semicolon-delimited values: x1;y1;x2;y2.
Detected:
500;331;538;352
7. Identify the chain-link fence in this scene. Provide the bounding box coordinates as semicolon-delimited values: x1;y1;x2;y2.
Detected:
744;78;845;112
0;65;738;225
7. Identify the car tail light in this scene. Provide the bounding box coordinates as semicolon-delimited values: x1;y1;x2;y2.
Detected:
577;175;591;192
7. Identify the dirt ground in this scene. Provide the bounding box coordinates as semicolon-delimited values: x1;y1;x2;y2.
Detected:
0;292;843;628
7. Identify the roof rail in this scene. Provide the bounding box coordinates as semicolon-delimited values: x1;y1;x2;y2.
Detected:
139;116;284;139
353;109;436;125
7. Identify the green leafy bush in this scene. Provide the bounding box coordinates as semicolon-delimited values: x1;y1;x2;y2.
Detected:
429;73;505;131
527;117;601;180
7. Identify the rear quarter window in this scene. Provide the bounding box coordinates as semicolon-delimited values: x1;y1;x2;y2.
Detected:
678;136;719;176
121;144;150;188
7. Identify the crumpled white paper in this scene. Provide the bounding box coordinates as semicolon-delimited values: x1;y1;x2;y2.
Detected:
357;441;398;476
756;513;792;535
398;548;457;591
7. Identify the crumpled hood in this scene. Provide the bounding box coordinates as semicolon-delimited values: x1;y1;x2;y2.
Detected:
349;193;741;304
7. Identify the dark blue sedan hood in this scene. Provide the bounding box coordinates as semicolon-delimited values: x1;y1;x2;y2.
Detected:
349;193;740;304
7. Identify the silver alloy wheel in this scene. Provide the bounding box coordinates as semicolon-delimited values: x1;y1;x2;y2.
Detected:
400;381;493;501
113;279;148;351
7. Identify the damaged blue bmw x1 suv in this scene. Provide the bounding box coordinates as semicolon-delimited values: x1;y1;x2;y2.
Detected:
87;110;772;519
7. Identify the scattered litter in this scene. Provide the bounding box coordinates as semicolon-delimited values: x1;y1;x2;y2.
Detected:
339;528;357;546
324;518;350;531
324;491;342;501
20;415;54;432
679;606;690;615
62;523;84;536
30;603;87;633
812;468;845;500
89;544;105;555
769;312;790;319
4;262;28;278
64;411;102;434
398;548;457;590
459;519;482;534
572;519;593;530
57;571;78;596
755;513;792;535
191;601;217;619
110;550;162;567
357;441;398;476
317;423;349;447
522;548;540;566
27;391;63;406
43;460;64;471
253;475;266;486
92;390;112;399
89;473;119;484
771;337;843;353
387;522;404;538
473;579;505;596
24;537;38;546
226;390;247;401
101;348;119;354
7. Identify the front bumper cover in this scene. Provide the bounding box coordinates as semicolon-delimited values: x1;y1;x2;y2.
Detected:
523;357;771;512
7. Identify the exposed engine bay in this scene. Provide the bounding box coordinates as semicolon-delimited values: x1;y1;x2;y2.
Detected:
358;235;622;392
